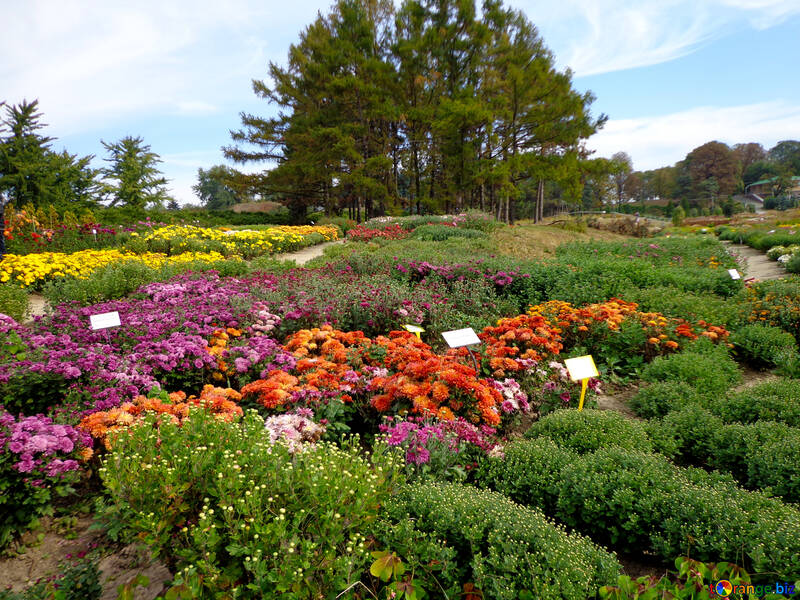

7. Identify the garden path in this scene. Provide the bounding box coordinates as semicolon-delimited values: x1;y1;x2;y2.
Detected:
722;242;785;281
23;240;346;321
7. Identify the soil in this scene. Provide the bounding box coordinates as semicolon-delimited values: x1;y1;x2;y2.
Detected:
0;516;171;599
594;382;640;418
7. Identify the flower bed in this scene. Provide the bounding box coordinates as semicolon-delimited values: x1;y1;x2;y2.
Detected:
141;224;339;257
0;249;233;288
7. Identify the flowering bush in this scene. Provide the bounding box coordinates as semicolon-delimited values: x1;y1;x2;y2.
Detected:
0;249;233;289
380;416;503;481
142;224;338;258
98;409;402;598
347;224;409;242
78;386;243;450
263;408;326;452
0;410;91;548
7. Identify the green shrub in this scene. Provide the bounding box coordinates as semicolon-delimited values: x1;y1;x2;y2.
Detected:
657;405;800;501
712;378;800;426
41;258;249;306
629;381;701;419
787;252;800;274
0;284;28;322
640;342;741;394
477;440;800;576
731;324;798;369
380;482;621;600
99;409;402;598
410;224;487;241
621;286;747;330
524;409;653;454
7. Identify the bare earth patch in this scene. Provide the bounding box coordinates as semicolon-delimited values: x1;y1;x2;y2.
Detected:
0;516;171;600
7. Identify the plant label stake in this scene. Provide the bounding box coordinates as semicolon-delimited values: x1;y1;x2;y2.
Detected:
90;311;121;331
402;324;425;339
564;355;598;411
442;327;481;373
728;269;741;280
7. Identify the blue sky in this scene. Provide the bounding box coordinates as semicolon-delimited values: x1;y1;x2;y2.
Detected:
2;0;799;204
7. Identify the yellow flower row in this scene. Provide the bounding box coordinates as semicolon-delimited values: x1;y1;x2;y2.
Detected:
142;225;339;257
0;249;234;288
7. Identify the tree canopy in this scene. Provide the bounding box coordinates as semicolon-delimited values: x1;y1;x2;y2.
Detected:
0;99;99;210
100;136;169;210
224;0;604;222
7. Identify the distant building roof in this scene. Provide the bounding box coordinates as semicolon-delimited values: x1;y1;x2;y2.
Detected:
748;175;800;188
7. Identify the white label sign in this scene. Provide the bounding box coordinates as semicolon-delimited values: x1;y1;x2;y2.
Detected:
90;311;121;330
441;327;481;348
564;355;599;382
728;269;741;280
402;324;425;334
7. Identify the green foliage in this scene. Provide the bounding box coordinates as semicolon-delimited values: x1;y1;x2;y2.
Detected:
193;165;241;210
640;340;741;394
409;225;486;241
41;258;249;306
378;482;621;600
524;409;653;454
98;409;402;598
476;440;800;577
671;205;685;226
599;557;779;600
629;381;702;419
730;324;798;368
100;136;168;211
621;285;747;330
0;100;99;210
0;284;28;321
657;405;800;501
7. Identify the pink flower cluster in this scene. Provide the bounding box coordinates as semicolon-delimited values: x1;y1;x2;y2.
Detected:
492;378;531;414
0;411;90;476
263;408;326;453
379;416;503;466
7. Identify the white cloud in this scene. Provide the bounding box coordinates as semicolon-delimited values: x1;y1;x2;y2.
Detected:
512;0;800;75
0;0;324;136
588;101;800;170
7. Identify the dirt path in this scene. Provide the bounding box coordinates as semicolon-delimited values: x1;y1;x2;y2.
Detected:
722;242;785;281
22;240;346;321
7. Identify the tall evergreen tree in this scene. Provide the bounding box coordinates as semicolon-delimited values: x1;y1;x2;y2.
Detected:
100;136;169;210
225;0;603;222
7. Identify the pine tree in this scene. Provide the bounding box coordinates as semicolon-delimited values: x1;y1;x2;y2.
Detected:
100;136;168;210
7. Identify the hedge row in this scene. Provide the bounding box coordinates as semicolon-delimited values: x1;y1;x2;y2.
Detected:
476;435;800;578
378;482;621;600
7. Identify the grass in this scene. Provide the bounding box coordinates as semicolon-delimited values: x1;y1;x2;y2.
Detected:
491;219;632;259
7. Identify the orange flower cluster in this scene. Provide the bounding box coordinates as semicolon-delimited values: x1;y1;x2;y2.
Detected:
206;327;243;381
476;314;564;377
371;332;503;426
79;385;242;449
241;370;301;409
242;326;370;409
528;298;729;356
241;326;505;426
283;325;372;365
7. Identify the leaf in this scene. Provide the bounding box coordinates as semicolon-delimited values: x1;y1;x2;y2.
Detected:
370;550;405;582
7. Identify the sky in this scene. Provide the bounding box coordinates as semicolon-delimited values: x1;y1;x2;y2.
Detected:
2;0;800;205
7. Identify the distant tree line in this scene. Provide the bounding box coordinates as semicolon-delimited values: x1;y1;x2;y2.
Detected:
583;140;800;215
223;0;606;223
0;99;174;215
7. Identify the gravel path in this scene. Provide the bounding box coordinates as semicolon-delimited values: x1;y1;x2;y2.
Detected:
723;242;785;281
22;240;346;321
